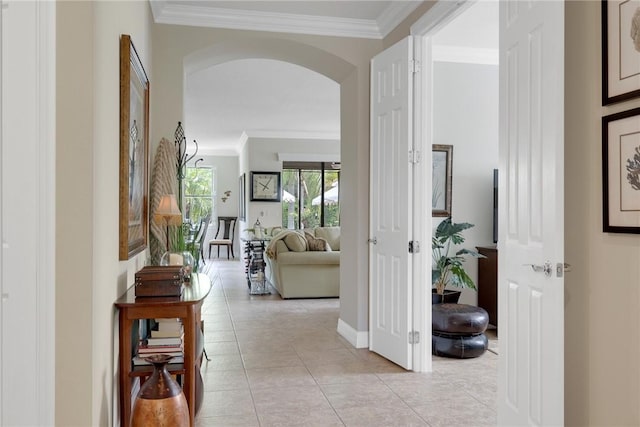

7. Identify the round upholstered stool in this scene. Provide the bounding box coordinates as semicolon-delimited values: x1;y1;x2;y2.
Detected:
432;303;489;359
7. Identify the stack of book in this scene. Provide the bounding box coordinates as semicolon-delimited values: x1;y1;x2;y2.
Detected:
133;318;184;366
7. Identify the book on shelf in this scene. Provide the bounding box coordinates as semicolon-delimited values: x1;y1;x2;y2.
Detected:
132;355;184;366
144;335;183;346
137;345;183;354
150;328;184;338
150;318;183;336
136;349;183;357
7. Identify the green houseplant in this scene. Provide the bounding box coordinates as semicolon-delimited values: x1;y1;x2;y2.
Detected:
432;218;484;303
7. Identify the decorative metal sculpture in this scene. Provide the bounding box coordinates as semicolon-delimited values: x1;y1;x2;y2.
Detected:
174;121;202;206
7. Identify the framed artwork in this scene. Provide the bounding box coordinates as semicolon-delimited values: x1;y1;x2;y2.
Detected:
602;0;640;105
250;171;281;202
602;107;640;233
239;173;246;221
432;144;453;217
119;34;150;260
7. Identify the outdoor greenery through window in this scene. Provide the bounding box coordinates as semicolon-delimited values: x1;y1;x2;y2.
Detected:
184;167;213;224
281;162;340;230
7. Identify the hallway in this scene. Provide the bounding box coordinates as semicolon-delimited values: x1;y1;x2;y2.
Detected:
197;260;497;426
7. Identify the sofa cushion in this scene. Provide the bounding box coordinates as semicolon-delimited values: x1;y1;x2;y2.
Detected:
283;232;308;252
314;227;340;251
305;232;332;252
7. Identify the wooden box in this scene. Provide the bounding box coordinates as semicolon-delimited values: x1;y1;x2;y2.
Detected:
135;265;185;283
134;266;185;297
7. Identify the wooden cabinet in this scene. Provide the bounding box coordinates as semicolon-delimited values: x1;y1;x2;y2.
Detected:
477;245;498;329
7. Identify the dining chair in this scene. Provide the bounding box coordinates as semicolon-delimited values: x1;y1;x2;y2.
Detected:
209;216;237;259
190;215;210;266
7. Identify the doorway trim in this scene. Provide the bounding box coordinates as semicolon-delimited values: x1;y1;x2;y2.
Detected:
409;1;474;372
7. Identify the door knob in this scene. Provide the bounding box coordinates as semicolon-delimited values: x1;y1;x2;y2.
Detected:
368;237;377;245
523;262;552;277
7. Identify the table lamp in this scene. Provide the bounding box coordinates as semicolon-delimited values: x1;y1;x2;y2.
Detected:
154;194;182;251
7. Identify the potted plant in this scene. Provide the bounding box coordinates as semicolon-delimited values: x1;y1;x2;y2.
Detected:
432;217;485;304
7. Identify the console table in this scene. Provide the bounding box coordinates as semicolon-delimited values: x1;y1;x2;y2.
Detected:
114;273;211;427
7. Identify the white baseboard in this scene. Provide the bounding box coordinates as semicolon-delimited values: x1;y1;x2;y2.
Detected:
337;318;369;348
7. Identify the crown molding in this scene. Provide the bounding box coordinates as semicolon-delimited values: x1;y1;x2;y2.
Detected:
377;1;423;38
150;0;421;39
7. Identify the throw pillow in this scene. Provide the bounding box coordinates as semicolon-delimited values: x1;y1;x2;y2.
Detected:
283;232;308;252
314;227;340;251
305;232;332;252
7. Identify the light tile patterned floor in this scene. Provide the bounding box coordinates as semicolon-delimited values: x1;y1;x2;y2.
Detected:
197;259;497;427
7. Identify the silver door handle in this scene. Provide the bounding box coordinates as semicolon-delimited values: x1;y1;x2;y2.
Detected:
523;262;552;277
368;237;377;245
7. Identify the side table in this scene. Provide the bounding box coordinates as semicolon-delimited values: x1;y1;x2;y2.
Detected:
242;238;271;295
114;273;212;427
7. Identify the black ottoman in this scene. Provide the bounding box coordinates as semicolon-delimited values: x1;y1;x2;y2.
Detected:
432;303;489;359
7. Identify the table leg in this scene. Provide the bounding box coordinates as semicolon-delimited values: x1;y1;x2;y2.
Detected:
118;311;133;427
183;310;196;426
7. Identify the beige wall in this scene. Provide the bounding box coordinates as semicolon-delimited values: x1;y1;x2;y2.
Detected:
56;1;153;425
565;2;640;425
150;25;381;334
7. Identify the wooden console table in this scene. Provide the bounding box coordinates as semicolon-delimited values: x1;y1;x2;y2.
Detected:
114;273;211;427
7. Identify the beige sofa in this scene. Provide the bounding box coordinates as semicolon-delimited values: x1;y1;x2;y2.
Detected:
265;227;340;299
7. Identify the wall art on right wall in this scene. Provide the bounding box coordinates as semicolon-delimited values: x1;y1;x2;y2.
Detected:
602;0;640;105
602;107;640;233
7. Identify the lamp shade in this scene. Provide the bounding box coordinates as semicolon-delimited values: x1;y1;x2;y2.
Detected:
154;194;182;225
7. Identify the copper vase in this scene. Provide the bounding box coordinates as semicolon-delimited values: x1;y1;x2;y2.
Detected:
131;354;189;427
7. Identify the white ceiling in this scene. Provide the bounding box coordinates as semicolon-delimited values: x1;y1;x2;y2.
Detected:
152;1;497;155
185;58;340;155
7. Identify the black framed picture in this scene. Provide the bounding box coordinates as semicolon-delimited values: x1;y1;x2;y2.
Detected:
602;107;640;233
432;144;453;217
250;171;281;202
602;0;640;105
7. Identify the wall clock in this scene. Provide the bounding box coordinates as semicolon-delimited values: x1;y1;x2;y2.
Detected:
250;171;281;202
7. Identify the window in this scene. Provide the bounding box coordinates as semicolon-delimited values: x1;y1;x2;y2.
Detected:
281;162;340;229
184;167;213;224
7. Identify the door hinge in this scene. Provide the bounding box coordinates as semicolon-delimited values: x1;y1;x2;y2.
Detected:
409;331;420;344
409;241;420;253
410;59;420;73
409;150;421;164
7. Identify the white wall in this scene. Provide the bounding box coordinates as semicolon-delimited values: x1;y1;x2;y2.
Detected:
240;137;340;234
432;60;499;305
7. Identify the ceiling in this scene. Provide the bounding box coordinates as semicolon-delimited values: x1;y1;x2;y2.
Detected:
150;1;424;39
151;1;497;155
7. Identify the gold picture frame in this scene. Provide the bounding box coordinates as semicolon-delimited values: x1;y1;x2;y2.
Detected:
119;34;150;260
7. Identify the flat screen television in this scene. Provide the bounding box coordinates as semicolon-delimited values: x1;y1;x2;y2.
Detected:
493;169;498;244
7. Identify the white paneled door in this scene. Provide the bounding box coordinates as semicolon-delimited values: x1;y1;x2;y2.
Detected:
1;1;55;425
498;1;564;425
369;37;414;370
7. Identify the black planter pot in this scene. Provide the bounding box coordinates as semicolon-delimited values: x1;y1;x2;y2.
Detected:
432;289;461;304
